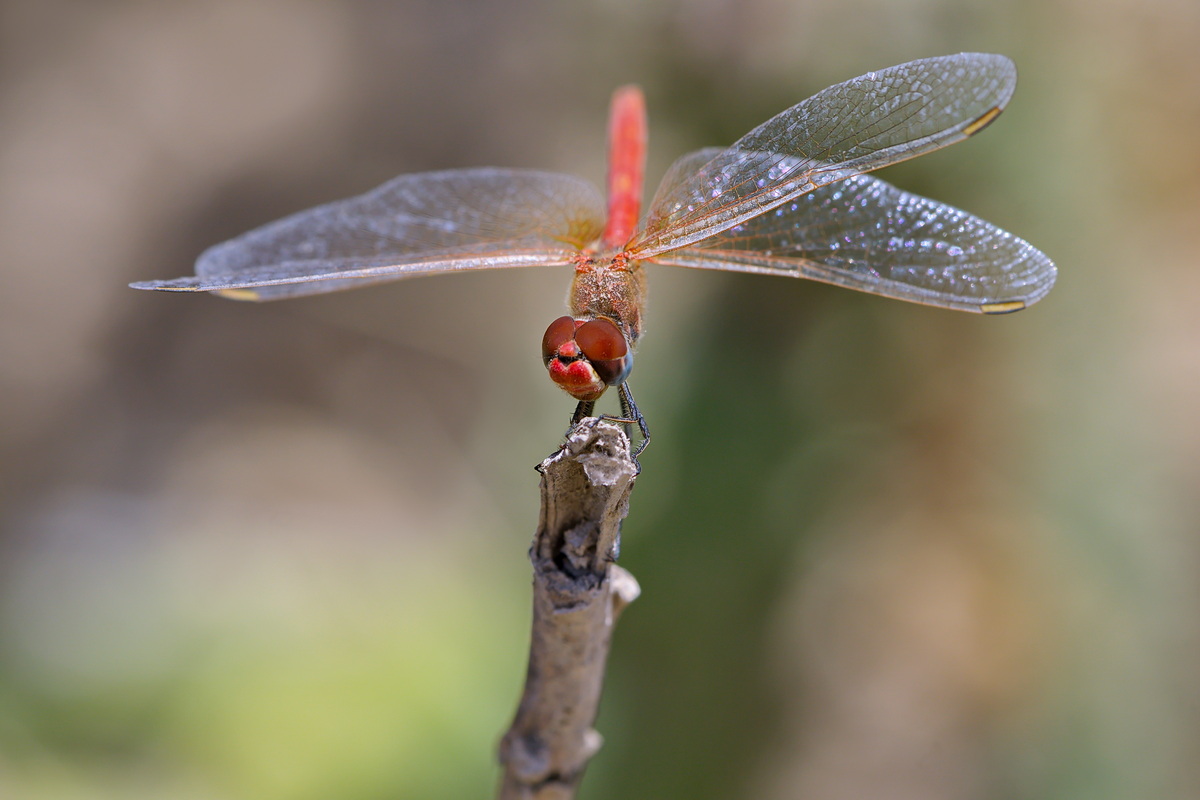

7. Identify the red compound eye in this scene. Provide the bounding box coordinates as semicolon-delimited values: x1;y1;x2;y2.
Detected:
541;316;576;361
574;318;628;362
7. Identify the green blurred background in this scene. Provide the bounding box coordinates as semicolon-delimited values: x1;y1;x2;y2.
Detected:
2;0;1196;798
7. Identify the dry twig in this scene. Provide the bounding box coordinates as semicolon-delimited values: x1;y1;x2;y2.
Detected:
497;420;641;800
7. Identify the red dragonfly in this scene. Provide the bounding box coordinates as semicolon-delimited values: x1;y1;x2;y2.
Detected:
133;53;1055;461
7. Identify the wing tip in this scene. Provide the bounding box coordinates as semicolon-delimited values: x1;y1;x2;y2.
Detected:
980;265;1058;315
129;278;265;301
129;277;204;292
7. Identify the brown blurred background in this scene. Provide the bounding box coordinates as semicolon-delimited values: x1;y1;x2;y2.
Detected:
2;1;1197;798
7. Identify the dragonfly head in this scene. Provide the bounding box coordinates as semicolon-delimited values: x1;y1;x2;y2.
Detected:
541;315;633;402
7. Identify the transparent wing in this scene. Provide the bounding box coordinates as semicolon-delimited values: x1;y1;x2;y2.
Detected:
629;53;1016;259
648;151;1055;313
131;168;605;300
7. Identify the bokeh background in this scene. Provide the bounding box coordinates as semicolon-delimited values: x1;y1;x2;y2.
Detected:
2;0;1197;798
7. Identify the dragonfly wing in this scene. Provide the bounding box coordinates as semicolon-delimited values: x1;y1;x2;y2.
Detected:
630;53;1017;258
132;168;605;300
648;172;1056;313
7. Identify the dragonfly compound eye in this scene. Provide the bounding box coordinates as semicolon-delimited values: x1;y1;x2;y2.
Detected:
575;318;632;386
541;316;578;362
574;318;628;362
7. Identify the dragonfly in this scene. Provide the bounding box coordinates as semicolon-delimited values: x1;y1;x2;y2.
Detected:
132;53;1056;464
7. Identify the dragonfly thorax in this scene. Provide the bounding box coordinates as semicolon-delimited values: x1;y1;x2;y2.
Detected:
541;315;634;402
568;250;647;348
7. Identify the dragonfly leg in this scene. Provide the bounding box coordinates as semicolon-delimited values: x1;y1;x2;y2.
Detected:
559;390;648;473
571;399;596;428
615;382;650;459
592;383;650;470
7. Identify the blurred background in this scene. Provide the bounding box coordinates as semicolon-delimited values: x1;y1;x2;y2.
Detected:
2;0;1197;798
